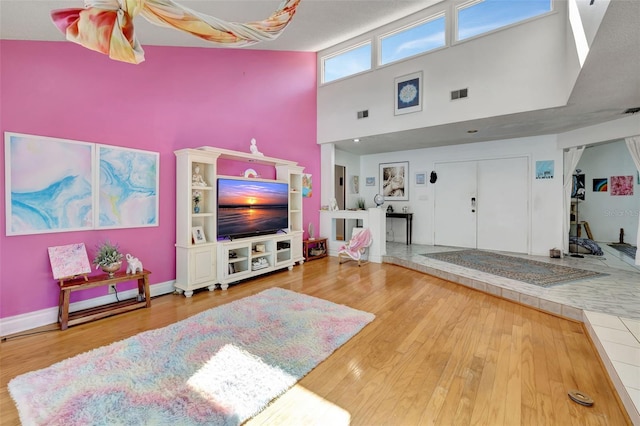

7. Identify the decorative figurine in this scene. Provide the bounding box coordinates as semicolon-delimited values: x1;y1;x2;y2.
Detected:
192;164;207;187
126;253;143;274
249;138;264;156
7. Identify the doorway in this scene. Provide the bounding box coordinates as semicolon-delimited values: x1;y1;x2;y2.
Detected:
334;165;346;240
434;157;529;253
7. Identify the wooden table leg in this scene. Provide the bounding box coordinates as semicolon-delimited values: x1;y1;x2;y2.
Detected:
59;289;71;330
141;273;151;308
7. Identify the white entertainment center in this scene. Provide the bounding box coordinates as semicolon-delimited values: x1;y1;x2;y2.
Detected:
174;147;305;296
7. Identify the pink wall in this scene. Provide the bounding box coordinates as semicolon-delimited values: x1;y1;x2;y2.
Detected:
0;41;319;319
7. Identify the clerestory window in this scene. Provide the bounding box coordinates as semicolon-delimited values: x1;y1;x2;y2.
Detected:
456;0;553;41
322;42;372;84
379;14;446;66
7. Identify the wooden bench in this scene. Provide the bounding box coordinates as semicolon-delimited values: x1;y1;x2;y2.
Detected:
58;269;151;330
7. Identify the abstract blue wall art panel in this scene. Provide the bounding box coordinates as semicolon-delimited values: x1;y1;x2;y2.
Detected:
5;133;94;235
97;145;159;228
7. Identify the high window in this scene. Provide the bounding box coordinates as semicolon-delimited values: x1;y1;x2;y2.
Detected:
379;14;446;66
457;0;553;41
322;42;372;83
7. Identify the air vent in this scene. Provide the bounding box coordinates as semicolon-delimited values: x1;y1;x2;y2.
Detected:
623;107;640;114
451;88;468;100
357;110;369;119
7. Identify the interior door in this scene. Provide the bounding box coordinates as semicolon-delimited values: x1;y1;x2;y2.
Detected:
434;161;478;248
477;157;528;253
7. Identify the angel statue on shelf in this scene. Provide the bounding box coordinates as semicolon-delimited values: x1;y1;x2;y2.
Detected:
250;138;264;156
192;164;207;187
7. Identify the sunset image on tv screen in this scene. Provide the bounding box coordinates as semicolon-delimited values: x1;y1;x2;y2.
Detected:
217;179;289;239
218;180;288;207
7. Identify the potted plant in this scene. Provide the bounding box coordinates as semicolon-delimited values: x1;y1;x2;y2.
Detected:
93;241;124;277
357;197;366;210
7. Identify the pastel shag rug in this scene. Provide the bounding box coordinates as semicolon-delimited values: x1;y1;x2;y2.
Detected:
421;250;606;287
9;288;375;425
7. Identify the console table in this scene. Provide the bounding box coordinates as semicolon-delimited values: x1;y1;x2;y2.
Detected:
58;269;151;330
386;212;413;245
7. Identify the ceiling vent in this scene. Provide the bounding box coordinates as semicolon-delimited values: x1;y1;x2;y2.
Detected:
451;88;468;101
357;110;369;119
623;107;640;114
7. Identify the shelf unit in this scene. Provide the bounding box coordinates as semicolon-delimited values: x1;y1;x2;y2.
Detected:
303;238;327;261
216;234;297;289
175;147;304;296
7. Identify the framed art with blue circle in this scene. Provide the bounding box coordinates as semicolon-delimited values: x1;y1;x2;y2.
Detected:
394;71;422;115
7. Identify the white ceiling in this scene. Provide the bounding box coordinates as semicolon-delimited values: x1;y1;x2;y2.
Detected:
0;0;440;52
1;0;639;155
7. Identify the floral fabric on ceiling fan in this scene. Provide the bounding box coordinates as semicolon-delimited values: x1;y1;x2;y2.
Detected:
51;0;302;64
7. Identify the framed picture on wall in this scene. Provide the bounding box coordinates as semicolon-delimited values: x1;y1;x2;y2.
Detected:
97;145;159;229
302;173;312;198
571;174;585;200
365;177;375;186
415;172;427;186
352;175;359;194
610;175;634;196
4;132;161;236
593;178;607;192
394;71;423;115
5;132;95;236
380;162;409;201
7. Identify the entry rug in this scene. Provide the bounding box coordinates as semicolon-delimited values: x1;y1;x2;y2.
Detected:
421;250;606;287
608;243;637;260
8;288;374;425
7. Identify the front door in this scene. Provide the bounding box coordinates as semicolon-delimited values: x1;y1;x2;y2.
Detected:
477;157;528;253
434;161;478;248
434;157;529;253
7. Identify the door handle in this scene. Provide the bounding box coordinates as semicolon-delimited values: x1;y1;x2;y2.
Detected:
471;197;476;212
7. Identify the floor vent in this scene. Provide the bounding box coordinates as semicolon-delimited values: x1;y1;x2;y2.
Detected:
451;88;468;100
357;110;369;119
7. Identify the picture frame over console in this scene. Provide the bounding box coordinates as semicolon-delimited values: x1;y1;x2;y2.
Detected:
380;161;409;201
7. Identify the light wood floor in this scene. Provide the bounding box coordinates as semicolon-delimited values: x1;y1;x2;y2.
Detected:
0;259;631;425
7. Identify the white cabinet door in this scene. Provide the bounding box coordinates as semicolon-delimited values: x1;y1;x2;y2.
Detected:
291;232;303;262
190;246;216;285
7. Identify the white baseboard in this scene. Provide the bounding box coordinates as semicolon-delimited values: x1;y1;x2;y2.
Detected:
0;280;176;337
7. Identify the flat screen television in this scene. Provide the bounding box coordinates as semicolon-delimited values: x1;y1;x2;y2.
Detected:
217;178;289;240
